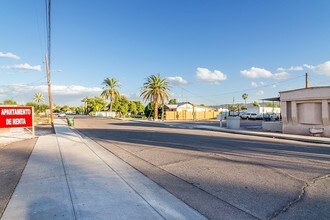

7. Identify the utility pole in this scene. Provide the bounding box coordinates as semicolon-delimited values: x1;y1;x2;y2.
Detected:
305;72;309;89
45;53;53;124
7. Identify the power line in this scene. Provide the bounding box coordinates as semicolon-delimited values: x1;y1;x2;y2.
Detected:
173;74;305;105
205;74;305;97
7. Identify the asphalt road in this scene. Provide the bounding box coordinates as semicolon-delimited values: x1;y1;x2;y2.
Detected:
74;116;330;220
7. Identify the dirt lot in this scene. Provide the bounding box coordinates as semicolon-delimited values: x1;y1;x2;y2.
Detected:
0;124;54;218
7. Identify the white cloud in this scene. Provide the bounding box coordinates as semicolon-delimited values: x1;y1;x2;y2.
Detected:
51;69;63;72
167;76;188;85
0;52;20;59
311;61;330;76
272;84;277;88
251;81;266;88
5;63;42;71
256;90;264;96
303;64;314;69
272;72;290;80
51;85;102;95
240;67;272;78
277;66;303;72
241;67;290;79
196;67;227;84
251;82;258;87
0;84;103;106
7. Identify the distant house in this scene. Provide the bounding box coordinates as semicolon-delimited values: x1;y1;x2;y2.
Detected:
280;86;330;137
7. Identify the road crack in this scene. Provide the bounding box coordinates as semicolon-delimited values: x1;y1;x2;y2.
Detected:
267;174;330;219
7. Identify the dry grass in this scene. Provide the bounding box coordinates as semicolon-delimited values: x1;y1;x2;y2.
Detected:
34;115;51;124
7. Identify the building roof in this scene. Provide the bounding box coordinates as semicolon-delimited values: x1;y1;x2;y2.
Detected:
279;86;330;94
261;97;280;102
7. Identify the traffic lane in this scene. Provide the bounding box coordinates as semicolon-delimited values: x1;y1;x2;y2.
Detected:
74;118;330;219
74;118;330;182
94;138;330;220
75;118;330;164
75;118;330;181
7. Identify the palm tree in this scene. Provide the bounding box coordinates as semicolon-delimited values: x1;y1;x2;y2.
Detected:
242;93;248;105
140;74;170;121
101;77;120;112
33;93;44;103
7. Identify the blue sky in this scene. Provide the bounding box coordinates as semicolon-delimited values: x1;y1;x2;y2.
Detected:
1;0;330;106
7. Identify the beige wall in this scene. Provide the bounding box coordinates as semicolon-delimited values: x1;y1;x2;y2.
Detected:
165;110;219;120
280;87;330;137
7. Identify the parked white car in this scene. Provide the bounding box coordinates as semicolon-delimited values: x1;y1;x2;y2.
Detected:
58;112;66;117
241;113;258;120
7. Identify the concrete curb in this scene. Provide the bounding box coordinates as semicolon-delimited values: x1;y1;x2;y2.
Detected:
193;125;330;145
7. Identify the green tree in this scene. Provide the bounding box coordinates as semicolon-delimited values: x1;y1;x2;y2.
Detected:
128;101;137;115
112;96;129;117
134;101;144;114
241;104;248;110
144;102;154;118
168;99;177;104
253;101;260;107
242;93;248;105
61;105;71;113
26;102;49;114
33;93;44;103
3;99;17;105
228;104;238;112
140;74;170;120
84;97;107;113
32;93;45;113
26;102;38;112
101;77;120;112
38;104;49;113
265;102;280;108
144;101;162;119
75;106;85;115
53;105;62;113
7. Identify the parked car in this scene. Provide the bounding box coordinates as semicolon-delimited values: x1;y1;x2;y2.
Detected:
58;112;66;117
241;113;258;120
263;113;280;121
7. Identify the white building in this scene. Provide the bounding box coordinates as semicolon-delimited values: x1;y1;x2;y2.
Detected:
247;106;281;115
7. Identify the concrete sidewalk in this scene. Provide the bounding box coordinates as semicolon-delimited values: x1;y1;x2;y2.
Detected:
2;119;205;219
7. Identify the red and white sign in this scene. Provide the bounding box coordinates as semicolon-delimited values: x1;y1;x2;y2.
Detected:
0;106;33;128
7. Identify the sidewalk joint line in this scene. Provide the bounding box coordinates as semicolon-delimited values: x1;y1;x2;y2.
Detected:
55;129;78;220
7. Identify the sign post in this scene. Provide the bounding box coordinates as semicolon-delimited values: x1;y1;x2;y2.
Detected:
0;106;34;138
32;107;35;138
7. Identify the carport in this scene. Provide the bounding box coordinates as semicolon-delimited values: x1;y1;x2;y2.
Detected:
260;97;281;120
